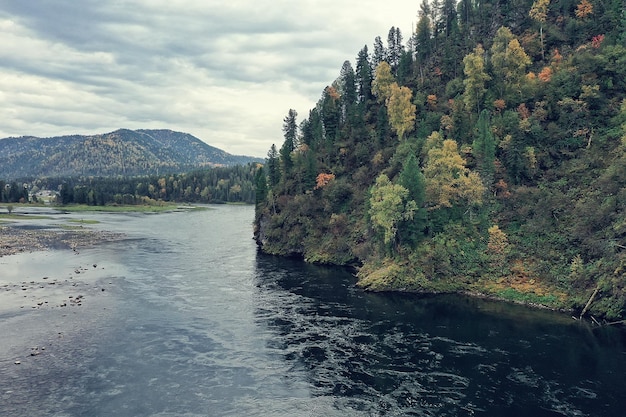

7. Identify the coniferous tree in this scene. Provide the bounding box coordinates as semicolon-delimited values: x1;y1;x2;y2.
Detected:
414;2;432;65
372;36;386;69
397;152;428;245
255;166;268;206
280;109;298;178
355;46;373;104
386;27;403;72
339;60;357;124
320;86;341;145
267;144;281;187
472;109;496;185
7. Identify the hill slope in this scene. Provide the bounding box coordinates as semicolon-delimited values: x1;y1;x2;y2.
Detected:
0;129;262;179
254;0;626;320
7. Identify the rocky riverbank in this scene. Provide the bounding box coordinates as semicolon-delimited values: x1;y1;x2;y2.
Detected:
1;220;128;373
0;225;124;257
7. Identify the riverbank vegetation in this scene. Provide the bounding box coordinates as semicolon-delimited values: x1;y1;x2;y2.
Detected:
254;0;626;320
1;163;260;207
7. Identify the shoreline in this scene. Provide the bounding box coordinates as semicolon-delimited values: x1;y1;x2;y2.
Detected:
1;222;126;313
0;224;124;258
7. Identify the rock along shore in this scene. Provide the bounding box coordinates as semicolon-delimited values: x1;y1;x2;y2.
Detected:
0;225;124;257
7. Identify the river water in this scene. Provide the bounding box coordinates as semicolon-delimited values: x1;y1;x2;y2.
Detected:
1;205;625;416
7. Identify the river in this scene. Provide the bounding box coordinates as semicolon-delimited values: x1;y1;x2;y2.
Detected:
1;205;625;416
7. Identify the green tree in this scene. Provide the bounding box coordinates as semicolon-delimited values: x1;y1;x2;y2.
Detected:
280;109;298;178
355;45;373;103
472;109;496;184
397;153;428;245
369;174;417;249
267;144;281;187
529;0;550;60
386;26;403;71
490;27;531;104
255;166;268;206
463;44;490;114
339;60;357;123
397;153;426;206
414;1;432;65
372;35;386;69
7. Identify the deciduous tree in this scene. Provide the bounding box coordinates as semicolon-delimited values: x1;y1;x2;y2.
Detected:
487;224;510;274
369;174;416;248
372;61;395;103
387;83;416;140
529;0;550;59
490;27;531;103
463;44;490;114
424;139;485;209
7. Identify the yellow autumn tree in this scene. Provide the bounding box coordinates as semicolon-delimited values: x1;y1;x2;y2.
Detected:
371;61;395;103
575;0;593;18
487;225;511;274
387;83;416;140
423;138;486;209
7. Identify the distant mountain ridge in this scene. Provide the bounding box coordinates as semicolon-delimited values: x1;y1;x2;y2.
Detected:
0;129;263;179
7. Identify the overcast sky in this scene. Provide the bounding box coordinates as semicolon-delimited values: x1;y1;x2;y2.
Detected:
0;1;419;157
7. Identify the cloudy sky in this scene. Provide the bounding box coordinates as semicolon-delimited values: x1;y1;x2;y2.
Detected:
0;1;419;157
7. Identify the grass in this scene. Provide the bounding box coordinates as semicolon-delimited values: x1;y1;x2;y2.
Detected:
55;204;180;213
67;219;101;224
0;213;52;220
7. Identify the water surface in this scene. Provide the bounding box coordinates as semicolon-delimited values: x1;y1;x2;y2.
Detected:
1;205;624;416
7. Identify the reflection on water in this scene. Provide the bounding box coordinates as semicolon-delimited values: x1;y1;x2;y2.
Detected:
1;205;625;417
254;255;626;416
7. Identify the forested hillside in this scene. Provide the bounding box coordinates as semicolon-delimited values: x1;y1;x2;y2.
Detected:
0;129;261;179
1;164;258;206
44;164;259;205
254;0;626;320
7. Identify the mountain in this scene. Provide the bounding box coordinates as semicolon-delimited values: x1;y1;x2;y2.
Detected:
0;129;263;179
254;1;626;320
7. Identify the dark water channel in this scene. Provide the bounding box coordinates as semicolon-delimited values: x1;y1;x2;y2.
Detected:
1;205;625;416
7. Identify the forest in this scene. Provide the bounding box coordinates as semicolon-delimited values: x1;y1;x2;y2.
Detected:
254;0;626;320
1;163;259;206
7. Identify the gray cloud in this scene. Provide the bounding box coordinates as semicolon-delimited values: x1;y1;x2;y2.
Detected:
0;0;418;157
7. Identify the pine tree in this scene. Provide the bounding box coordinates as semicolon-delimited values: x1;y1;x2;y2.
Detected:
255;166;268;206
355;45;373;103
414;2;432;65
267;144;281;187
472;109;496;185
280;109;298;179
372;36;386;70
339;60;357;124
386;27;403;71
398;153;426;206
